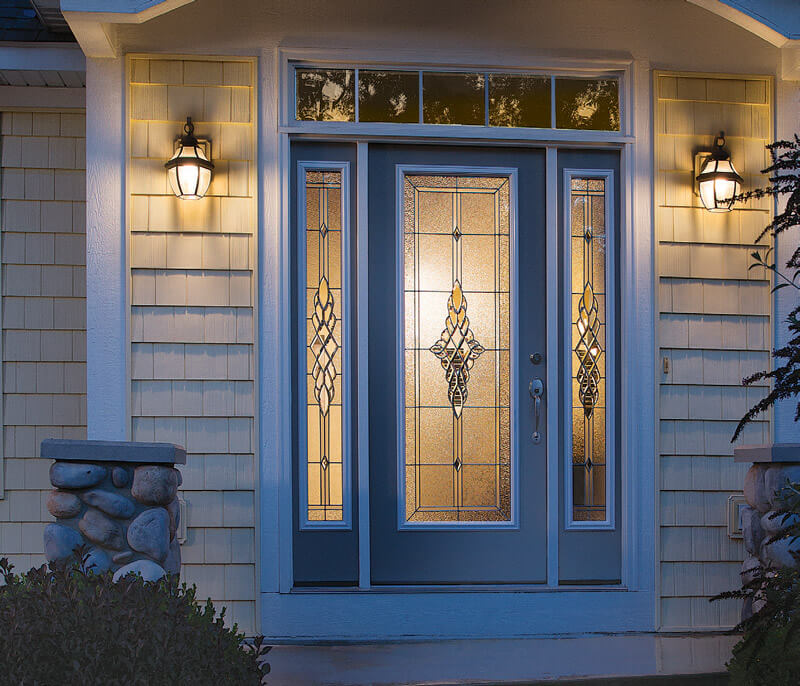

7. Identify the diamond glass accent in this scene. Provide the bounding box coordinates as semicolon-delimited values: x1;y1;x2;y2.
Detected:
570;177;607;521
305;170;344;522
403;174;512;523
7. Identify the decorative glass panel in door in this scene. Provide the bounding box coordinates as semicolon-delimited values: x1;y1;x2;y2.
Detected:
369;145;546;584
402;174;512;524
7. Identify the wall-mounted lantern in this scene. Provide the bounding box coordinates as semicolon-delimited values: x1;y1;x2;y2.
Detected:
695;132;742;213
164;117;214;200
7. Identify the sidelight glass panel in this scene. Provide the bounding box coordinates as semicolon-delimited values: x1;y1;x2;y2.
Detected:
489;74;551;128
555;78;619;131
296;69;355;121
422;72;485;125
358;70;420;123
304;169;345;523
569;177;607;522
403;173;512;523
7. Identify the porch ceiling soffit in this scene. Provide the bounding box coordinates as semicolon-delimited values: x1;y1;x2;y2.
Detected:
60;0;195;58
687;0;800;79
0;43;85;108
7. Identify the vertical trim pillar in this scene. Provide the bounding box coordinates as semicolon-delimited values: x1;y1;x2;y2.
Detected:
85;57;129;439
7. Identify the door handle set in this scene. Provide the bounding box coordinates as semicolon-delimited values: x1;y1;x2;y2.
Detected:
529;378;544;444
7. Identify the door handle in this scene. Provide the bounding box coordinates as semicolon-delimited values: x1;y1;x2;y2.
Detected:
529;378;544;444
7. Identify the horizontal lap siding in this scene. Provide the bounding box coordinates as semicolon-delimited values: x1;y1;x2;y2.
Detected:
655;73;772;630
0;111;87;571
128;57;257;633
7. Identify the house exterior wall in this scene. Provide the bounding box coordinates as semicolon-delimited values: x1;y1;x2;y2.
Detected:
127;56;257;633
0;109;87;572
655;72;773;630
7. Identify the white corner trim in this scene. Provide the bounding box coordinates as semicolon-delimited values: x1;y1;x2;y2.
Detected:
62;0;196;58
685;0;790;47
85;57;129;440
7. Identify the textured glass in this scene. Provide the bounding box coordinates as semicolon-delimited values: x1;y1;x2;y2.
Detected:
403;174;511;523
305;170;344;521
359;70;420;123
556;79;619;131
422;73;485;125
296;69;355;121
570;177;607;522
489;74;551;128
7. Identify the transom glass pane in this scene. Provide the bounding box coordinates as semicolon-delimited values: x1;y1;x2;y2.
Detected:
403;173;512;523
358;70;420;123
422;72;485;125
489;74;551;128
555;78;620;131
296;69;355;122
570;177;607;521
305;170;345;521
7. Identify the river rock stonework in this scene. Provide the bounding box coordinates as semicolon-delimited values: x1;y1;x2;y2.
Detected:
736;445;800;619
41;439;185;581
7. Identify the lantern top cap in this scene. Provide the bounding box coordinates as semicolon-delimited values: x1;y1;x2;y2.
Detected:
711;131;730;160
180;116;198;146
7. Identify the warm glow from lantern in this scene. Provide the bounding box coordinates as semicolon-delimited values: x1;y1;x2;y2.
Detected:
696;134;742;213
164;117;214;200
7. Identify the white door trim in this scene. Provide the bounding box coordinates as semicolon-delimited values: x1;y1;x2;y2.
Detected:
258;49;656;639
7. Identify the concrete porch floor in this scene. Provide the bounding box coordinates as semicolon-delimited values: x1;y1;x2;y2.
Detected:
266;633;737;686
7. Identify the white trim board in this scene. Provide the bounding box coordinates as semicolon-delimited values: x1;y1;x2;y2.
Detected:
261;48;657;639
0;86;85;110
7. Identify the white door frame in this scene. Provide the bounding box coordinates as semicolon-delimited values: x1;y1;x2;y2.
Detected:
258;49;656;640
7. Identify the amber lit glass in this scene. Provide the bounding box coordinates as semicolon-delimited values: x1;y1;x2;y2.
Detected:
359;70;420;123
296;69;355;122
570;177;607;521
305;170;344;521
555;78;619;131
422;72;485;125
489;74;551;128
403;173;511;523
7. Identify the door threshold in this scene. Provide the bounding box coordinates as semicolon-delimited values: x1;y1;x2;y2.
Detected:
265;633;736;686
289;584;628;593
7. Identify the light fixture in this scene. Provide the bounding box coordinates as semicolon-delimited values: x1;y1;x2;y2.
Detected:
164;117;214;200
696;132;742;213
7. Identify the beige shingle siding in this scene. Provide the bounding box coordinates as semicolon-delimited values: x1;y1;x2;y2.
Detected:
128;57;257;633
0;111;87;572
656;73;772;630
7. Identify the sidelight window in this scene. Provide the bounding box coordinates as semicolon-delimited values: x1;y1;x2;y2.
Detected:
565;171;614;529
298;164;351;528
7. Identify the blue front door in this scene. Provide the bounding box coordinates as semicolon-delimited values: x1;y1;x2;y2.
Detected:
368;144;548;584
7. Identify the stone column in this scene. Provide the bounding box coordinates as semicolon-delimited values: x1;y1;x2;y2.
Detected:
736;443;800;617
41;439;185;581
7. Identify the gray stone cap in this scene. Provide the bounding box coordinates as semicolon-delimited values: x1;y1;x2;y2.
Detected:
734;443;800;463
41;439;186;465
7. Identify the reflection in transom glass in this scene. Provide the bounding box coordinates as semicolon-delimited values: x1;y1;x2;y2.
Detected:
403;173;511;523
305;170;344;521
570;178;607;521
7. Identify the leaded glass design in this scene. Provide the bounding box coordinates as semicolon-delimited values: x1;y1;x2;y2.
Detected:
304;170;345;522
570;178;607;522
403;173;512;523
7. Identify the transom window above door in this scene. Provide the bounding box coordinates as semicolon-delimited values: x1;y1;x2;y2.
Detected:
292;65;621;131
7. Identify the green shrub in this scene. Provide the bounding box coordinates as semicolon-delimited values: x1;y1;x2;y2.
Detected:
714;482;800;686
0;552;270;686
